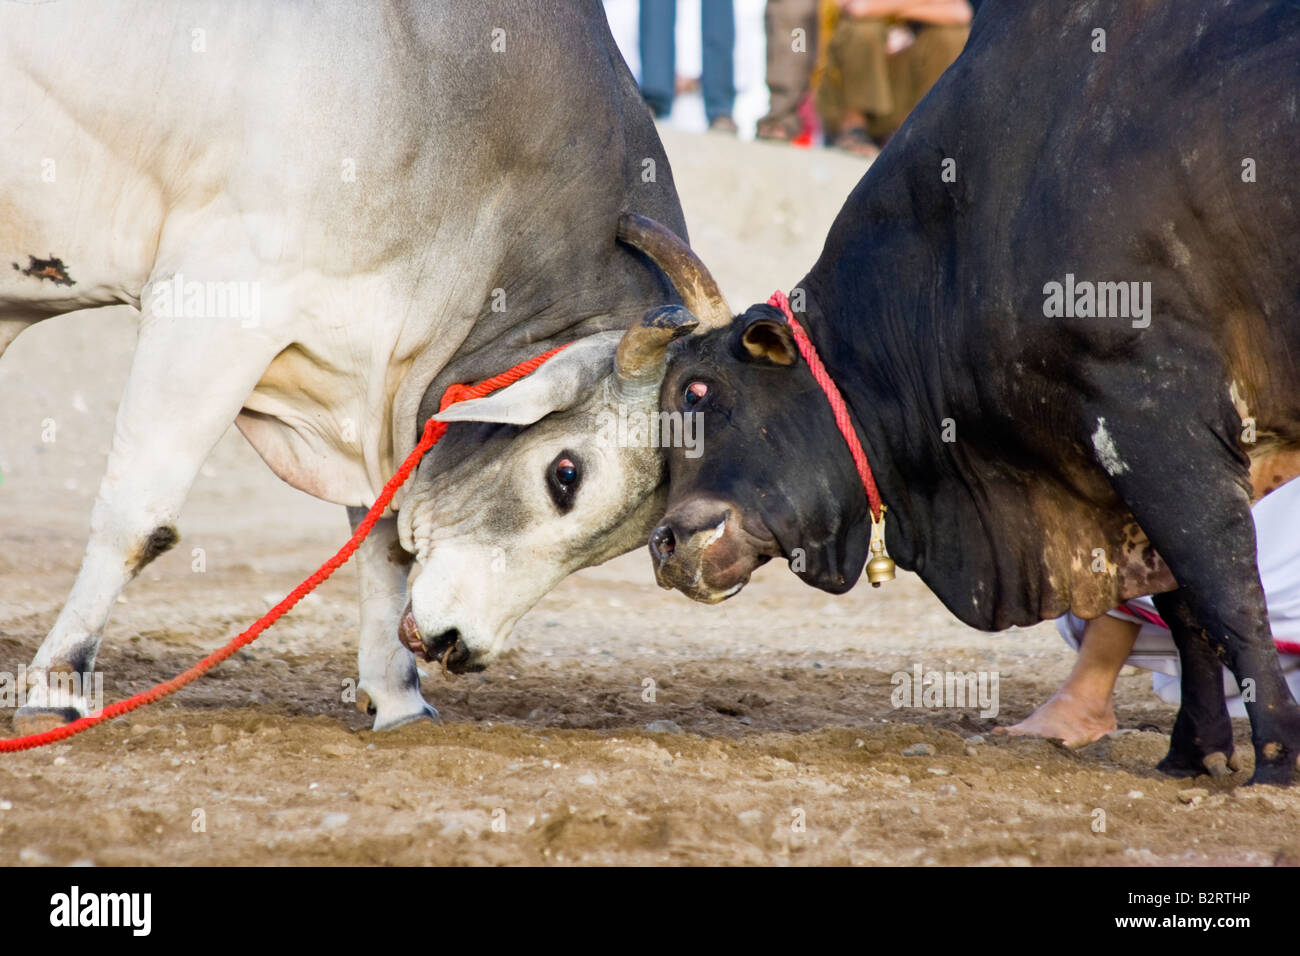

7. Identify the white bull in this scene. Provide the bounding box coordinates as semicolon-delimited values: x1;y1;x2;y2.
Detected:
0;0;723;730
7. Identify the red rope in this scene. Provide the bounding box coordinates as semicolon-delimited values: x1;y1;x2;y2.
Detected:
1117;601;1168;630
1114;601;1300;656
768;290;884;521
0;342;570;753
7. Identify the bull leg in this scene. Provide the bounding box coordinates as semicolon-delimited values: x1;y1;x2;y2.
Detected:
0;318;34;360
14;321;279;733
1088;405;1300;785
1151;589;1240;777
346;506;438;730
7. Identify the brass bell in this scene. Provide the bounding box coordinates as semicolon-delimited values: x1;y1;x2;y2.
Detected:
866;540;896;587
865;509;895;588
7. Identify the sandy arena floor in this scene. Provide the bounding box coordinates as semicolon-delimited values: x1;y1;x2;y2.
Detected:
2;130;1298;866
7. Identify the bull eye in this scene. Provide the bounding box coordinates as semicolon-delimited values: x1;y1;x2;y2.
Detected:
547;452;581;513
684;381;709;408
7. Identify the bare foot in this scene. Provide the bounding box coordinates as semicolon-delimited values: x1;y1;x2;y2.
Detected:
995;690;1117;748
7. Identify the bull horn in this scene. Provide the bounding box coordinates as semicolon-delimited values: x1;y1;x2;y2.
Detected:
615;305;699;397
617;212;731;327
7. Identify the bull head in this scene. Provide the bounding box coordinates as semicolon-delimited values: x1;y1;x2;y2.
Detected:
393;219;725;677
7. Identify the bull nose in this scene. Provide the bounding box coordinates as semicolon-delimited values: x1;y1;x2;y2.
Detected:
648;507;731;590
647;501;770;603
426;627;461;661
649;524;676;562
398;605;484;673
426;629;484;674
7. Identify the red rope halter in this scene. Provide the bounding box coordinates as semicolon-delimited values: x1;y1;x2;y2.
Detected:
767;290;884;522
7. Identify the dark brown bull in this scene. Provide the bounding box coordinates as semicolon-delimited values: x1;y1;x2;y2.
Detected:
622;0;1300;785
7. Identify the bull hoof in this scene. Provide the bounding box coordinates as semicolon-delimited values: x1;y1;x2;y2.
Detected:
1246;744;1300;787
372;701;440;732
1202;751;1240;778
1246;762;1298;787
1245;710;1300;786
355;689;378;717
1156;747;1239;780
13;705;83;736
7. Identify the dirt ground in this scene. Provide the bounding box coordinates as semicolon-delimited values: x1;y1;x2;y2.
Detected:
2;130;1299;867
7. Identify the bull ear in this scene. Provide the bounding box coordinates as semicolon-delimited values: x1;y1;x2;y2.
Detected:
736;314;798;367
432;332;621;426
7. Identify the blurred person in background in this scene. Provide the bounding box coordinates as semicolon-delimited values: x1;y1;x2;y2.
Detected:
639;0;739;132
815;0;972;158
754;0;820;143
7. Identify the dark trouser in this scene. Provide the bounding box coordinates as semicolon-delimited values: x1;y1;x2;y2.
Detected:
757;0;819;132
639;0;736;122
816;17;969;140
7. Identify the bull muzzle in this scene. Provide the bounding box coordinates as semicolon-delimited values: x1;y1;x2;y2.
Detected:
398;602;484;674
648;499;773;603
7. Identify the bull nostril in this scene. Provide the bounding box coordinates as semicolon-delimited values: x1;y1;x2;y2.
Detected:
426;628;461;657
650;524;676;561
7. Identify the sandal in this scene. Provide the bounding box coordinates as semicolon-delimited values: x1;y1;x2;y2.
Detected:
756;117;797;142
833;126;881;159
